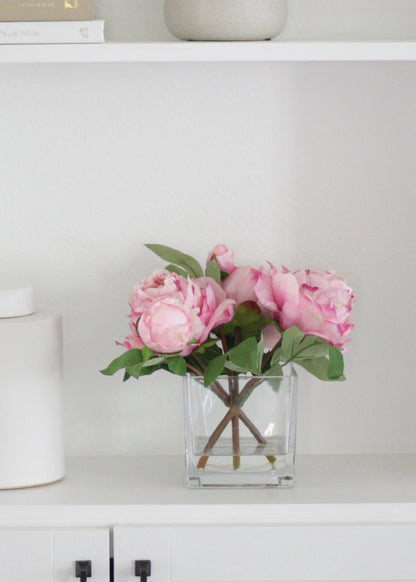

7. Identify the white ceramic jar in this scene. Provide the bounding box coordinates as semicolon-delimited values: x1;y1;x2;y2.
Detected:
164;0;288;41
0;287;65;489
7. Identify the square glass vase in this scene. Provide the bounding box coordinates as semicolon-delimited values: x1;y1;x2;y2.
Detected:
184;366;297;488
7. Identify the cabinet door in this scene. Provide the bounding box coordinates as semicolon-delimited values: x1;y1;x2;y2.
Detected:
0;527;109;582
114;524;416;582
114;526;170;582
0;529;53;582
54;528;110;582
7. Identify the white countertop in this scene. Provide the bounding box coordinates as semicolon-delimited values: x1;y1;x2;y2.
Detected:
1;455;415;527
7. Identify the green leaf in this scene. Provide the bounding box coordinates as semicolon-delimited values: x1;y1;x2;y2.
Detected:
205;258;221;283
328;345;344;379
257;333;264;370
281;326;306;361
282;327;331;362
227;337;261;374
267;363;283;377
297;357;345;381
280;326;345;381
123;371;131;382
141;345;154;362
204;354;227;386
265;364;284;392
270;347;283;367
126;357;166;379
193;342;223;370
141;356;166;368
100;349;142;376
165;264;189;278
145;244;203;278
222;304;273;342
195;338;219;353
125;362;145;379
167;356;187;376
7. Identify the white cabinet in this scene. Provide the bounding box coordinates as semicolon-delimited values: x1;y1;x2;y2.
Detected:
114;524;416;582
0;456;415;582
0;528;109;582
3;521;416;582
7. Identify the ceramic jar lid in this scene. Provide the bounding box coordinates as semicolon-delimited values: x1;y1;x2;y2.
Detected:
0;286;35;318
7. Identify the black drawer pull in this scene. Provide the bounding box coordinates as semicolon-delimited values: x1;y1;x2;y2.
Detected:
75;560;92;582
135;559;151;582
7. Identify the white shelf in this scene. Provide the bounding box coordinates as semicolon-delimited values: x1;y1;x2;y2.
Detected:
0;455;415;527
1;41;416;64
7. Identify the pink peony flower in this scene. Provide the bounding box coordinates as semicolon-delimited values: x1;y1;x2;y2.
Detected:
255;265;354;348
138;297;204;355
128;269;186;318
222;266;260;306
262;322;282;351
122;273;235;356
117;320;145;350
193;277;236;345
207;244;235;274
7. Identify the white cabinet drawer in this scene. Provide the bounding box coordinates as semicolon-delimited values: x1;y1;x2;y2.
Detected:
171;525;416;581
0;530;53;582
0;527;109;582
114;526;170;582
54;528;110;582
114;524;416;582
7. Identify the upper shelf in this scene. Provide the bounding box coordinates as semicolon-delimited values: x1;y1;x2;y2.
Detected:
2;40;416;63
2;0;416;63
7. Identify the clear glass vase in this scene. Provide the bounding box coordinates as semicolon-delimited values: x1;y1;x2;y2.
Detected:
184;367;297;488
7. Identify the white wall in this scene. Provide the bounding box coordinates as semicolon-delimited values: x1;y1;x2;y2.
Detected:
96;0;416;42
2;0;416;457
2;60;415;456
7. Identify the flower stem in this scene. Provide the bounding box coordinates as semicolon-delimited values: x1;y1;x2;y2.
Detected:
230;375;240;470
186;362;203;376
218;325;228;353
194;374;276;469
193;328;276;471
239;411;276;465
261;339;282;372
196;406;240;469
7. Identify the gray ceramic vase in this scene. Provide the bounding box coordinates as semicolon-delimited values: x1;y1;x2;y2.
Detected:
164;0;288;41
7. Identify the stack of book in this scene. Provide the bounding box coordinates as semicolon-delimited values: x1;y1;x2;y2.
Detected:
0;0;104;44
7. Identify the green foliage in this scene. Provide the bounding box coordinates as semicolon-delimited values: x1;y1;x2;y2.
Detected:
141;345;155;361
167;356;187;376
205;258;221;283
165;264;189;278
101;348;189;381
328;345;345;379
145;244;203;279
193;341;223;369
222;304;273;343
100;349;142;376
225;337;262;375
280;326;344;381
203;354;227;386
102;321;345;388
296;357;345;381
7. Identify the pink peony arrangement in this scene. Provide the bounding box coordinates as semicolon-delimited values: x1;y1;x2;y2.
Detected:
102;243;354;384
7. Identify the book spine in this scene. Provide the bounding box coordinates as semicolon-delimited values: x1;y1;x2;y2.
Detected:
0;19;104;43
0;0;93;22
